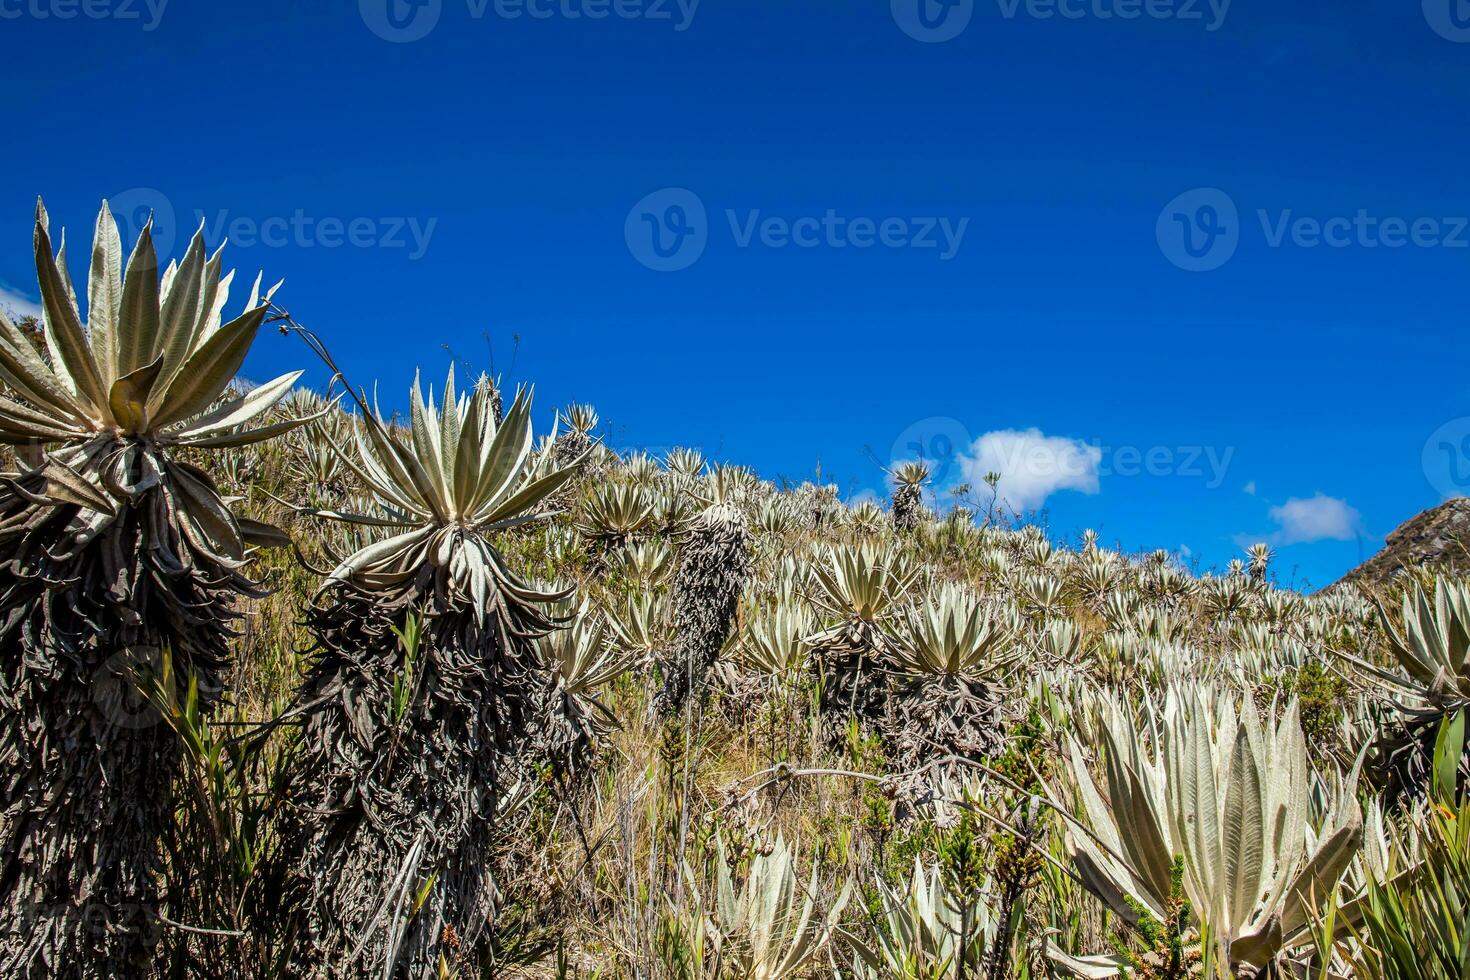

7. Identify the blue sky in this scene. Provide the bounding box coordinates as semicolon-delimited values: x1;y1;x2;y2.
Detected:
2;0;1468;588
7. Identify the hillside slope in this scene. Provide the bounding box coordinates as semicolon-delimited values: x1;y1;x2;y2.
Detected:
1337;496;1470;589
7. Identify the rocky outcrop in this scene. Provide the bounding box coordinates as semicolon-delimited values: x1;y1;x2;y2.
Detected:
1337;497;1470;589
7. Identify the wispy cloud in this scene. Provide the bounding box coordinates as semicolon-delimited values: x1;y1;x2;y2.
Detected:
0;284;41;320
959;427;1101;511
1266;493;1361;545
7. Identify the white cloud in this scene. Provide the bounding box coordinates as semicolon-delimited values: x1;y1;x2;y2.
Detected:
1267;493;1361;544
1243;481;1256;495
959;428;1101;511
0;284;40;320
